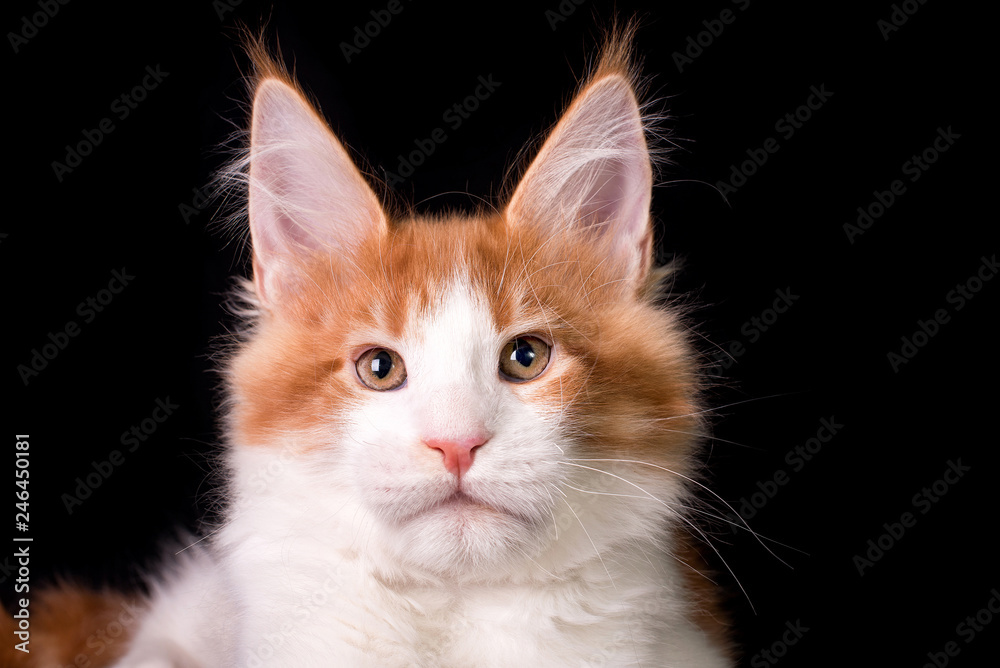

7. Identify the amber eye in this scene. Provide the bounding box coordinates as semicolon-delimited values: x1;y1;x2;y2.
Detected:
356;348;407;391
499;336;551;382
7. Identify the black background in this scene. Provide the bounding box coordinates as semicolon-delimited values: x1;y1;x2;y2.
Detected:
5;1;995;666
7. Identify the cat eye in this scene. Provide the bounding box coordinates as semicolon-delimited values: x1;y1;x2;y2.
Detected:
356;348;407;391
499;336;551;382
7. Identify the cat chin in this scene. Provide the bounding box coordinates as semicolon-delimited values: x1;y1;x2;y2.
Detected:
381;499;540;577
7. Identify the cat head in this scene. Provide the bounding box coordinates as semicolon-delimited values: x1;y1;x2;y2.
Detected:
222;36;703;578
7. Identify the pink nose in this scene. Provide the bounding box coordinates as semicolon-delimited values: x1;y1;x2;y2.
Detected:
424;434;488;478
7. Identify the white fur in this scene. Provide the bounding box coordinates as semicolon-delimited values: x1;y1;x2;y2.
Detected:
112;71;730;667
113;281;728;667
111;547;233;667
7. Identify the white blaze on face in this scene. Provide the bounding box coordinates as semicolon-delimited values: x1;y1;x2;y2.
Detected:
344;278;565;574
407;280;498;454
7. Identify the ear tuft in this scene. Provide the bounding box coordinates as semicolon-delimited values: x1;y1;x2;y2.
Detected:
505;33;654;290
245;71;385;307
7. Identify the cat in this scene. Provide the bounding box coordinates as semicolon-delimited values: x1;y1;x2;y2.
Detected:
13;29;734;668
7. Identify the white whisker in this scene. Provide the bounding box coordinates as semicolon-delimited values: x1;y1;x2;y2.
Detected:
559;459;759;613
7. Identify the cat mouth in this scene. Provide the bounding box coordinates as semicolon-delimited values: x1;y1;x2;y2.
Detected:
423;490;538;528
430;491;493;513
381;487;536;528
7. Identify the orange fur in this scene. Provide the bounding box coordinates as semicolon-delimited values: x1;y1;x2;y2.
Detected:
228;210;700;470
3;583;144;668
24;25;730;664
678;535;738;662
0;608;28;667
224;31;729;655
230;33;693;456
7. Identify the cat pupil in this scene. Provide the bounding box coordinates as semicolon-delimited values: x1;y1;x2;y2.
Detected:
513;339;536;367
371;351;392;379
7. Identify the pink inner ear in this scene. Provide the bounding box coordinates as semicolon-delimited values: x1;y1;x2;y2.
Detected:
248;78;386;306
249;157;315;256
506;74;653;285
577;159;649;239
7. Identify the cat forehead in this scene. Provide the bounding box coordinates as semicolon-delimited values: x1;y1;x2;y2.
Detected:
362;275;547;351
419;280;493;337
403;281;499;367
283;213;603;355
329;216;554;335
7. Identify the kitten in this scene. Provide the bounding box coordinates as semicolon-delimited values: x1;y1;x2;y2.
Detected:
23;31;733;668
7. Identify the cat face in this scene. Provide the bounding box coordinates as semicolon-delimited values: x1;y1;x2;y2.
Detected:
224;48;701;577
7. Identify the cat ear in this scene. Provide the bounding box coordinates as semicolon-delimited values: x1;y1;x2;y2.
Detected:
248;77;386;306
505;73;653;288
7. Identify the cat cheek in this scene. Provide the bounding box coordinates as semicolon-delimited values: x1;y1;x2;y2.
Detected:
346;404;418;462
505;358;579;413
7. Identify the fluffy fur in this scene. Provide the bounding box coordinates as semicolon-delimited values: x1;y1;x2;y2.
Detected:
21;31;734;667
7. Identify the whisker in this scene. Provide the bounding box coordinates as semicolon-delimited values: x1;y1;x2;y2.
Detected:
558;460;759;613
558;495;616;588
566;458;791;569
